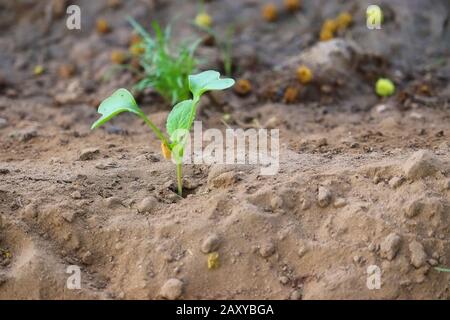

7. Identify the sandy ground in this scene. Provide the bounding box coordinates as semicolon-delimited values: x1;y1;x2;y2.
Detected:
0;0;449;299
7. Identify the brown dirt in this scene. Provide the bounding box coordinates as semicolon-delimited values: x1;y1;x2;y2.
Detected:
0;0;449;299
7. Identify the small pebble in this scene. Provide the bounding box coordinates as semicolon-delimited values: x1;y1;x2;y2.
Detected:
104;197;122;208
79;148;100;161
201;234;221;254
270;196;284;211
9;128;37;142
71;191;82;199
317;186;332;208
297;243;308;257
259;242;276;258
289;289;302;300
404;200;423;218
61;211;75;223
333;197;347;208
279;276;289;285
81;251;94;265
428;259;438;266
137;196;158;214
301;199;310;210
409;240;427;268
403;150;440;180
389;176;404;189
160;278;184;300
379;233;401;261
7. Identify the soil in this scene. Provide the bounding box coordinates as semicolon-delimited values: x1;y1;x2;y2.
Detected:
0;0;449;299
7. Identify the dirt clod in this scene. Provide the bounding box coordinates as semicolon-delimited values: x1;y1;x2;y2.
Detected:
137;196;158;214
317;187;332;208
71;191;82;199
160;278;184;300
81;251;94;265
259;242;276;258
79;148;100;161
104;197;122;208
403;150;440;180
208;171;237;189
289;289;302;300
380;233;402;261
409;240;427;268
201;234;221;254
61;211;75;223
404;200;424;219
9;128;37;142
333;197;347;208
389;176;404;189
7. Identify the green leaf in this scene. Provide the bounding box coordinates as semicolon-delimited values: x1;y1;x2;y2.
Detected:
166;99;194;136
188;70;235;99
91;88;144;129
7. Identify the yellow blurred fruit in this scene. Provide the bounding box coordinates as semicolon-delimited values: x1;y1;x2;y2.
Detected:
111;50;126;64
161;142;172;160
207;252;220;270
96;18;110;34
223;113;231;122
323;19;338;33
296;65;313;84
284;0;301;12
234;79;252;96
262;4;278;22
33;65;44;76
375;78;395;97
129;44;145;56
337;12;352;30
319;28;334;41
283;86;299;103
195;12;213;28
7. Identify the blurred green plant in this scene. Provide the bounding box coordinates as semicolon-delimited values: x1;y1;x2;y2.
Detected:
194;20;235;77
91;70;234;196
128;17;201;104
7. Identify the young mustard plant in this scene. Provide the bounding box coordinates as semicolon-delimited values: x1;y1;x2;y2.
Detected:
128;17;201;104
91;70;235;196
195;22;235;77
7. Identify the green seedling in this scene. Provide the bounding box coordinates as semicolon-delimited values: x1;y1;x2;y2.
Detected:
435;267;450;273
91;70;235;196
194;19;235;77
128;17;201;104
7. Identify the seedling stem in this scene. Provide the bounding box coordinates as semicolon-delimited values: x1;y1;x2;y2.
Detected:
176;163;183;196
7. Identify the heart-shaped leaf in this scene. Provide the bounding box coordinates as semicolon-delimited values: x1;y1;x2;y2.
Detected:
91;88;144;129
189;70;235;99
166;99;194;137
